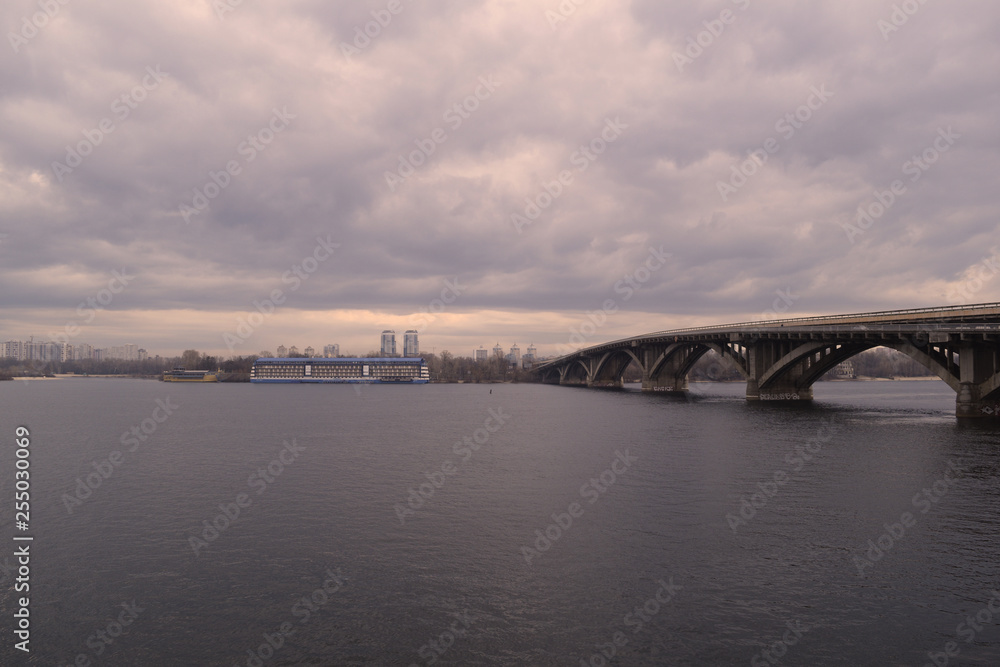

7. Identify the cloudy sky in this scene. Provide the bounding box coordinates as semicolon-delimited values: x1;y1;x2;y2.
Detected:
2;0;999;358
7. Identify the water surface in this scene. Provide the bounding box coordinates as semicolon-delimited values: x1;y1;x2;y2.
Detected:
0;378;998;665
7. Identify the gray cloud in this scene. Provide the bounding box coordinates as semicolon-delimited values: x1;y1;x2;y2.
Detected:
1;0;999;356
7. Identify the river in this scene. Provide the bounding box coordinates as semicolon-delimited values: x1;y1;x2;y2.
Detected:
0;378;997;665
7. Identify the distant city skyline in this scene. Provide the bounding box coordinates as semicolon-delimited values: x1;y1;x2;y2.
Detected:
1;337;148;362
0;334;552;362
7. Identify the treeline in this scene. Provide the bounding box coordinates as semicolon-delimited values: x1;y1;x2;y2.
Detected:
0;349;257;379
422;352;535;383
0;349;536;382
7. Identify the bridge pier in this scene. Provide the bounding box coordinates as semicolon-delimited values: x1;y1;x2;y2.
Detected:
642;374;687;394
956;382;982;418
747;380;814;402
744;341;814;402
640;343;701;395
955;342;1000;417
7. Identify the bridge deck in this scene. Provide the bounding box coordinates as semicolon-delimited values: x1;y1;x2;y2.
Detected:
533;303;1000;418
538;302;1000;368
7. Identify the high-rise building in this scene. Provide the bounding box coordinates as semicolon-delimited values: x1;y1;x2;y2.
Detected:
0;338;142;364
288;345;300;356
523;344;537;368
493;342;504;359
32;341;61;361
323;344;340;358
474;347;487;363
403;330;419;357
23;340;42;361
276;345;288;357
381;330;397;357
510;343;521;366
304;346;315;357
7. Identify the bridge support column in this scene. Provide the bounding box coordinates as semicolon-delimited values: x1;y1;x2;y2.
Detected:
956;342;995;418
956;382;982;418
753;382;814;402
745;340;814;402
747;376;814;401
745;343;766;401
642;374;687;394
641;352;689;395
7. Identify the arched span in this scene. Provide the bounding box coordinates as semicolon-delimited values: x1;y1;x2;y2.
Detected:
539;366;562;384
591;348;642;385
884;341;961;392
560;358;591;385
704;342;750;379
759;340;960;395
796;343;876;387
976;372;1000;402
758;341;871;390
647;343;710;382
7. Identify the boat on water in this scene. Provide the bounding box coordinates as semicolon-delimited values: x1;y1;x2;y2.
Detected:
162;367;218;382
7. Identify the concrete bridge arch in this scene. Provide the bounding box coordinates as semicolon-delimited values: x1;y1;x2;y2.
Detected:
532;303;1000;418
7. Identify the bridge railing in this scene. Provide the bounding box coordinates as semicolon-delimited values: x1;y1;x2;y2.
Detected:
642;302;1000;336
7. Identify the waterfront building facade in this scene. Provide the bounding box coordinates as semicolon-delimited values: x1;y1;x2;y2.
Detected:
251;357;429;383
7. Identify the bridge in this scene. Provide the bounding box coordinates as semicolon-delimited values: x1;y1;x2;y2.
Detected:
533;303;1000;418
